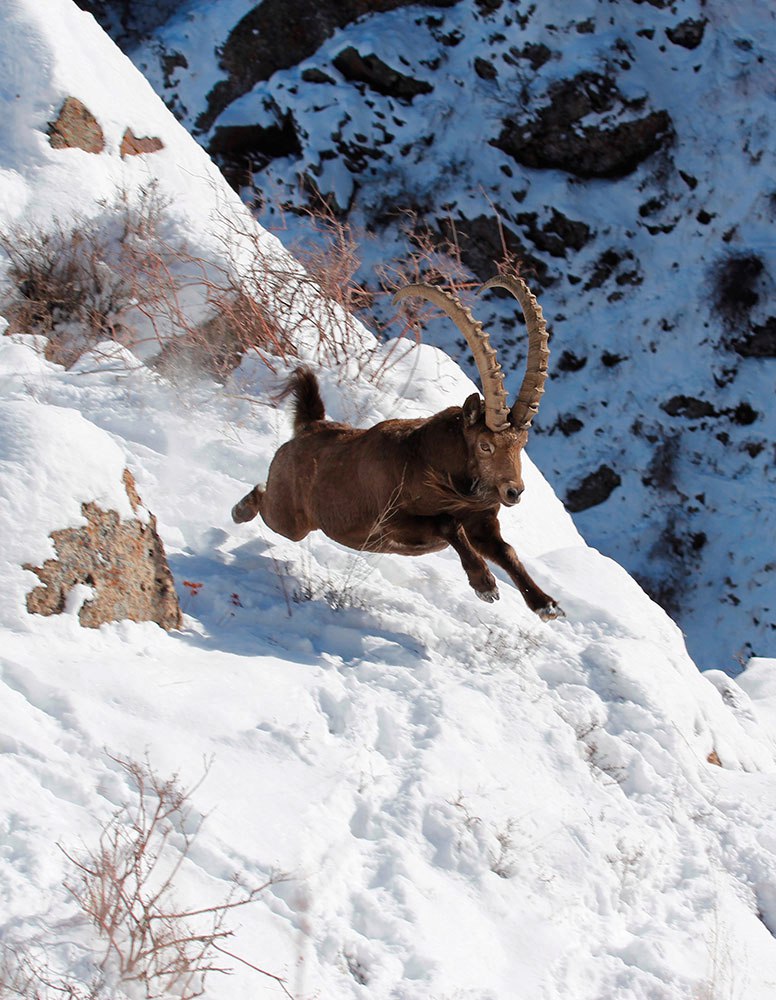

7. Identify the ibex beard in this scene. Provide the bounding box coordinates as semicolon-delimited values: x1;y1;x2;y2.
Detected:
232;274;564;621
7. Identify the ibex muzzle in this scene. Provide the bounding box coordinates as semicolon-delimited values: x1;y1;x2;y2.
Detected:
232;274;563;620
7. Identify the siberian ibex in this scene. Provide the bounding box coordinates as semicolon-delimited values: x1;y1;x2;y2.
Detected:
232;274;563;620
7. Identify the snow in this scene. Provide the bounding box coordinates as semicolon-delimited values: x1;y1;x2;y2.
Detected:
1;2;776;998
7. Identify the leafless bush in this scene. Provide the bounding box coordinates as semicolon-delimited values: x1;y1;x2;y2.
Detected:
0;174;516;385
0;754;292;1000
209;196;377;376
374;211;471;304
366;212;488;382
0;183;175;367
150;282;293;383
65;754;291;998
0;943;104;1000
0;182;294;377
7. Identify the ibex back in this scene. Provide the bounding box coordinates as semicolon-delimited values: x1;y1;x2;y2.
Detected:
232;274;563;620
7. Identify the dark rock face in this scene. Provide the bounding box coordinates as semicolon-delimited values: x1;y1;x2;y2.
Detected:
493;72;673;178
732;316;776;358
515;209;592;258
661;395;717;419
199;0;461;134
25;469;182;631
565;465;622;512
332;48;432;101
73;1;188;45
713;252;767;325
474;57;498;81
665;18;707;49
556;351;588;372
47;97;105;153
209;112;302;185
437;215;554;287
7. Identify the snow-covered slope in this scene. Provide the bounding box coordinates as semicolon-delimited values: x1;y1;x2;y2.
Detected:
2;3;776;998
117;0;776;673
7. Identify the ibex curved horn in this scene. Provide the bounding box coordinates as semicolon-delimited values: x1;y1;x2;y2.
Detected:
480;274;549;431
393;283;511;432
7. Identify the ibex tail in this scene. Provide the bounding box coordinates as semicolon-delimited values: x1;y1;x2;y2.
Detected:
276;367;326;433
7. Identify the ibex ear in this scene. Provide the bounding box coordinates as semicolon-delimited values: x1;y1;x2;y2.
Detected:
462;393;484;427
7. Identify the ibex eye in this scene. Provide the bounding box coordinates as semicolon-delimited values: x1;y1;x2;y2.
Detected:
479;441;494;453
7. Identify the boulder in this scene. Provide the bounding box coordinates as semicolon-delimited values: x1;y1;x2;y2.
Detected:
565;465;622;513
332;47;432;101
47;96;104;153
120;129;165;157
493;72;673;179
25;468;181;630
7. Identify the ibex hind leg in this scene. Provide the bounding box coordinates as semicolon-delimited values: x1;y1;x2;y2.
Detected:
231;484;264;524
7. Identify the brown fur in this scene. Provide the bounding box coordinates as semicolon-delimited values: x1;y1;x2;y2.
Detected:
232;368;563;619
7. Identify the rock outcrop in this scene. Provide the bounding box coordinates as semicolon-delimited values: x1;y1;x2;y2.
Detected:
47;96;105;153
120;128;164;157
493;72;673;179
197;0;460;133
25;469;182;630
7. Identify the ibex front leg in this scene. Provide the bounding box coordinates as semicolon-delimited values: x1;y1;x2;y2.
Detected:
438;517;500;603
465;513;564;621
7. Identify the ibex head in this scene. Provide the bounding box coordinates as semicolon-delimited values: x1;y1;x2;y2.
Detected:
393;274;549;508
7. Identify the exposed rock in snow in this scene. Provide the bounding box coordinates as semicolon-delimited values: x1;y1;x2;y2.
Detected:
25;468;181;631
493;71;674;179
118;127;164;157
47;95;105;153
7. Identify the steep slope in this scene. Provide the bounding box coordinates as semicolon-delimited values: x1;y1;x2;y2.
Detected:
113;0;776;673
2;3;776;999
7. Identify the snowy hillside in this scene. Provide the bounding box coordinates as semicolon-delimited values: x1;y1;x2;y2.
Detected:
103;0;776;673
2;3;776;999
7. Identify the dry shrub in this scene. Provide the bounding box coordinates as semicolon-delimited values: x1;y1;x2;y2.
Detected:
151;283;293;383
288;199;374;365
0;183;294;377
0;944;107;1000
0;754;291;1000
0;183;174;367
0;173;517;385
208;195;376;376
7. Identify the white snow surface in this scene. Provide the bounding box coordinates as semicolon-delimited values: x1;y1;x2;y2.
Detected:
2;3;776;999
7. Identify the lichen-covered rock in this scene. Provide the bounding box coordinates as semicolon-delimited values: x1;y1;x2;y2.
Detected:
120;128;165;157
47;96;104;153
25;469;182;630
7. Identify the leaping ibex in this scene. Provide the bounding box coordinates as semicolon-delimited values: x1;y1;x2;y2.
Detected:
232;274;563;620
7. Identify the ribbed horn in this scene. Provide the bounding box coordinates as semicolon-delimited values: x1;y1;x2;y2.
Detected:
393;283;510;432
480;274;549;431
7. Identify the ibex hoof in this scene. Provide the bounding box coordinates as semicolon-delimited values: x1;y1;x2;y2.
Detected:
537;602;565;622
231;501;252;523
476;588;500;603
231;486;263;524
